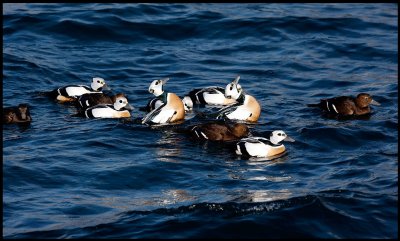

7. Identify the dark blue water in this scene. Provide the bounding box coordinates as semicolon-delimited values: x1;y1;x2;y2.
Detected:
2;3;398;238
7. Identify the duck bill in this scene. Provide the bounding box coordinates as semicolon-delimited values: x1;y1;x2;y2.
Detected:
233;75;240;85
161;77;169;85
124;103;134;111
102;84;111;91
284;136;295;142
370;99;380;106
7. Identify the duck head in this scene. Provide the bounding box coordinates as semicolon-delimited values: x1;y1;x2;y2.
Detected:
182;96;193;112
225;75;242;100
91;77;111;91
17;104;31;121
355;93;380;108
113;94;134;111
229;123;250;138
149;78;169;97
269;130;295;145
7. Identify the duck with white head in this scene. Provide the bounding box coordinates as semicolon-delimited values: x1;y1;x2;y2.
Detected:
83;93;133;118
216;75;261;122
142;78;185;125
143;78;191;113
236;130;295;158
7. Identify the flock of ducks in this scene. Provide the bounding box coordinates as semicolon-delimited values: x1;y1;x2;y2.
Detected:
3;75;380;159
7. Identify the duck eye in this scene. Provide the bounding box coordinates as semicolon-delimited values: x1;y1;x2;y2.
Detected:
155;81;159;85
230;84;233;91
97;80;100;83
278;133;282;136
119;100;123;103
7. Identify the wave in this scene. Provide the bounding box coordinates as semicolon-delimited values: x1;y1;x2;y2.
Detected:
5;191;397;238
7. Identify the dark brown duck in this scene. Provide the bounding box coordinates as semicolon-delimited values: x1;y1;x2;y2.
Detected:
307;93;380;116
3;104;32;124
189;121;250;141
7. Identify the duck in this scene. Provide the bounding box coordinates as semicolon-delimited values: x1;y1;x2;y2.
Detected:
182;85;237;110
140;77;191;113
215;76;261;122
236;130;295;158
83;94;133;118
47;77;111;103
189;121;250;141
307;93;380;116
3;104;32;124
142;78;185;125
77;92;129;109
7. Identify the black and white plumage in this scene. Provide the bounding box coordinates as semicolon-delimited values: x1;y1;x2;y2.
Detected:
142;97;191;113
236;130;295;158
141;92;185;125
142;78;185;125
47;77;111;103
141;98;164;112
141;77;190;113
182;86;237;110
215;76;261;122
77;92;128;109
83;95;133;119
148;78;169;97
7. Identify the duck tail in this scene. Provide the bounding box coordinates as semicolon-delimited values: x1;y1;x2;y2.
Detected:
307;103;320;108
70;110;85;118
37;89;59;99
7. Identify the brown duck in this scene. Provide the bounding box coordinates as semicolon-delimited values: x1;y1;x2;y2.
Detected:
3;104;32;124
189;122;250;141
307;93;380;116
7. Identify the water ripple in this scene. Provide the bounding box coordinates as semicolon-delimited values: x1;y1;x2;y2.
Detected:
3;3;397;239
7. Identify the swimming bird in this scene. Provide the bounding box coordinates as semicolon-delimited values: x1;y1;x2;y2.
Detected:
189;121;250;141
236;130;295;158
3;104;32;124
77;92;129;109
182;85;237;110
47;77;111;103
142;78;185;125
83;94;133;118
215;76;261;122
140;77;191;113
307;93;380;116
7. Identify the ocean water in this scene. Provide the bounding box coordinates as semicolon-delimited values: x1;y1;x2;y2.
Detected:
2;3;398;238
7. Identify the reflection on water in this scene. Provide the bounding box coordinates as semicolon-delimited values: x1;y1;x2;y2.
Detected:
154;129;183;163
142;189;197;206
231;189;293;203
247;176;292;182
155;147;182;163
3;122;32;137
247;152;290;163
160;189;197;204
